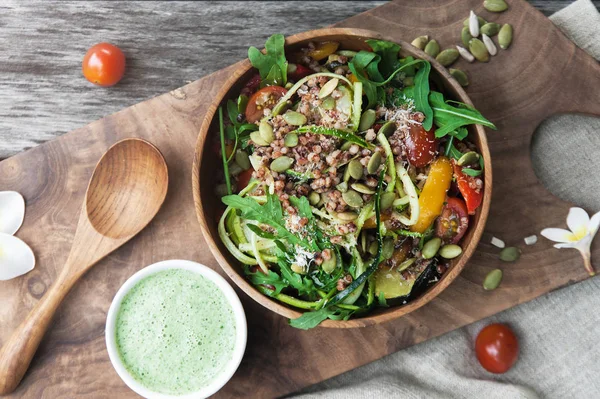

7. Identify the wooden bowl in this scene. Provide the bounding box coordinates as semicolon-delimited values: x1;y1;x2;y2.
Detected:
192;28;492;328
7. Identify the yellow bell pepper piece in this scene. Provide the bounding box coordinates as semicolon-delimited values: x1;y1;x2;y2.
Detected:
411;156;453;233
307;42;339;61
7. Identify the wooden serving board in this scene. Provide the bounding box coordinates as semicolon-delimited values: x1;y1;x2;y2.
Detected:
1;0;599;397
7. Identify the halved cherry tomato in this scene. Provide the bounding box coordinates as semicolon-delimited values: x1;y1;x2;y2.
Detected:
241;73;261;97
245;86;288;123
476;323;519;374
82;43;125;87
288;64;312;81
435;197;469;244
453;161;483;215
403;124;438;167
236;168;253;192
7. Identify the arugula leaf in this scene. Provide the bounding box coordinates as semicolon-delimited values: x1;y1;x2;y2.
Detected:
293;125;372;149
462;168;483;177
366;39;401;78
227;99;239;127
413;61;433;131
448;127;468;140
348;50;380;107
378;291;389;307
446;139;464;160
246;224;276;239
248;34;288;85
245;268;287;295
429;91;496;137
289;307;337;329
289;196;313;221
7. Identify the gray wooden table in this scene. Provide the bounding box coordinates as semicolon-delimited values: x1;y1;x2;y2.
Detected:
0;0;593;160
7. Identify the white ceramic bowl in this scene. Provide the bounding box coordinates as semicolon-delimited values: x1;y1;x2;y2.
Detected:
105;259;247;399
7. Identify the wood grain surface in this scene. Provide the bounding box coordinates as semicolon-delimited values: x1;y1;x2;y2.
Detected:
0;0;599;398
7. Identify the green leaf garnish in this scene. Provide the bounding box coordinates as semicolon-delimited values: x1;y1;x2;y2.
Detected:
248;34;288;85
429;91;496;137
293;125;372;149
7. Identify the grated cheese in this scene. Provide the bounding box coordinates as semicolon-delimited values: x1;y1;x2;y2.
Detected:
292;245;315;271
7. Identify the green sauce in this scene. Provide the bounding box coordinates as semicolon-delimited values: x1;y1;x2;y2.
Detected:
115;269;236;395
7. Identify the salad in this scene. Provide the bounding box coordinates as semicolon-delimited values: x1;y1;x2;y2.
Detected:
214;34;495;329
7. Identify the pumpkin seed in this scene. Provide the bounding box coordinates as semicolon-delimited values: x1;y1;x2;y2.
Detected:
337;211;358;222
284;132;298;147
378;121;397;137
215;183;230;197
336;181;348;193
250;131;269;146
319;78;339;99
351;183;376;195
359;109;377;131
480;22;501;36
463;16;486;28
484;0;508;12
367;152;382;174
456;45;475;63
259;120;274;143
461;27;473;48
457;151;479;166
382;238;395;260
411;35;429;50
229;162;243;176
272;100;290;116
449;68;469;87
270;156;294;172
348;159;363;180
235;150;251;170
422;237;442;259
321;96;335;110
469;38;489;62
439;244;463;259
436;49;459;67
340;141;353;151
469;10;480;37
424;39;440;58
308;191;320;205
498;24;513;49
368;241;378;256
500;247;521;262
283;110;307;126
403;76;414;87
397;258;416;272
380;192;396;211
291;263;306;274
342;189;364;208
321;249;337;273
482;34;498;56
336;50;357;58
483;269;503;290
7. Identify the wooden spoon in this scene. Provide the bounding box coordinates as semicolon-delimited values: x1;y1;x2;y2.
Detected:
0;138;169;394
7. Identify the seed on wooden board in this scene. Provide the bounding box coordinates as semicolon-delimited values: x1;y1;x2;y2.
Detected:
367;152;382;174
480;22;501;36
461;27;473;48
284;132;298;147
484;0;509;12
348;159;363;180
422;237;442;259
283;110;307;126
439;244;463;259
456;46;475;63
500;246;521;262
342;189;364;208
235;150;251;170
482;34;498;56
308;191;320;205
449;68;469;87
337;211;358;221
359;109;377;131
469;10;480;37
259;120;274;143
270;156;294;172
469;38;489;62
483;269;503;290
351;183;376;195
411;35;429;50
380;192;396;211
424;39;440;58
464;16;487;28
457;151;479;166
250;131;269;146
318;78;339;99
498;24;513;49
436;49;459;67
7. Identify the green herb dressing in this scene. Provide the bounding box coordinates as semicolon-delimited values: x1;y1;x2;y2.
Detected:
115;269;236;395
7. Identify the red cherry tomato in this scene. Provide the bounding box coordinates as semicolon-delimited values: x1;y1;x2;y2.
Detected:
245;86;288;124
452;161;483;215
288;64;312;81
82;43;125;87
236;168;253;192
476;323;519;374
403;124;438;167
435;197;469;244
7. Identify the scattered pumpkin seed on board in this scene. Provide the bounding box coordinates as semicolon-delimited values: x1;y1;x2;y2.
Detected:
411;35;429;50
424;39;440;58
484;0;509;12
480;22;501;36
449;68;469;87
500;247;521;262
499;23;514;49
461;27;473;47
483;269;503;290
469;38;490;62
436;49;459;67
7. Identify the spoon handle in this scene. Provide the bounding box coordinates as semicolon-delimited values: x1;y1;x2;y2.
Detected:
0;269;76;395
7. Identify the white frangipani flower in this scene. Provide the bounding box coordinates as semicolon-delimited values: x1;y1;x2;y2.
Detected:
541;207;599;276
0;191;36;281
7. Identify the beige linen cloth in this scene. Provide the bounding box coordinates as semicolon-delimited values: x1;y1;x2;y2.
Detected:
295;1;600;398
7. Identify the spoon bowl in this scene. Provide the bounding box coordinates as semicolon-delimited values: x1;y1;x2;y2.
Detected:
0;138;168;395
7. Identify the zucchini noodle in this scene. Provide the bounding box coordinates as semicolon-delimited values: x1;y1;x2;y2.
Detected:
377;132;397;193
396;163;420;226
218;207;259;265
